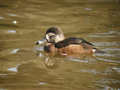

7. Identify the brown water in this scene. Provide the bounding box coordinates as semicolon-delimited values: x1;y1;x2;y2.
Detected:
0;0;120;90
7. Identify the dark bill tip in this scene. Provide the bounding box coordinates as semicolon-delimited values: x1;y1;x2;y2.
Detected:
35;38;47;45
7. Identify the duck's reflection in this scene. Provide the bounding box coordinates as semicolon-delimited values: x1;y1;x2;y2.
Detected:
35;48;96;69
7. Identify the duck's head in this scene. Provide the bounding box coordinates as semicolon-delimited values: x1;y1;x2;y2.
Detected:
36;27;65;45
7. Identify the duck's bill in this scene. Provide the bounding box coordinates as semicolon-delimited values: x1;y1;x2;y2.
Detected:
36;38;47;45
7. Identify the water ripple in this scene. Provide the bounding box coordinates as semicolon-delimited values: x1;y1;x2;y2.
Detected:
89;31;120;38
0;16;4;19
112;67;120;73
96;78;120;85
0;74;8;76
96;57;120;64
93;42;120;47
103;48;120;51
10;48;20;54
95;53;120;58
80;69;99;75
7;30;16;34
34;46;44;51
96;79;120;90
68;58;89;63
39;82;47;85
8;13;17;17
8;64;20;72
84;8;92;11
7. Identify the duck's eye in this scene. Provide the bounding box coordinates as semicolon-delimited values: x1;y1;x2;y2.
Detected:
46;34;56;43
46;33;55;39
46;35;56;43
49;35;55;39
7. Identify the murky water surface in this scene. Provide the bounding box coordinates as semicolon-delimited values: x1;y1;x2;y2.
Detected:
0;0;120;90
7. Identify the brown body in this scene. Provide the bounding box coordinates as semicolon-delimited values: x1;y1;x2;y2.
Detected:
44;43;94;56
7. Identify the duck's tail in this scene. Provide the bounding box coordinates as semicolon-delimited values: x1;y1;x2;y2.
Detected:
93;48;106;54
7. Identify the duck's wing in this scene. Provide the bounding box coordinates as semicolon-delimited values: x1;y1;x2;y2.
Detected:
55;37;94;48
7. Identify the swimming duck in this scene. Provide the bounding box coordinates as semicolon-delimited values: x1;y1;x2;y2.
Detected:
36;27;101;56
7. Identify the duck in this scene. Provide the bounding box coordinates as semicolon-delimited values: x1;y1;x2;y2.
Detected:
36;27;102;56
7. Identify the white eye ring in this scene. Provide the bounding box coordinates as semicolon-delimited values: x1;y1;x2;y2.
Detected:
46;34;49;41
46;33;56;41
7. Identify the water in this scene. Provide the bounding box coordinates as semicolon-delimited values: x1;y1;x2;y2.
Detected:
0;0;120;90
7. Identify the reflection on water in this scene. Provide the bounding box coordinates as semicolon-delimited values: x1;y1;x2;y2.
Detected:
0;0;120;90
